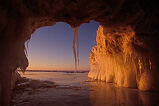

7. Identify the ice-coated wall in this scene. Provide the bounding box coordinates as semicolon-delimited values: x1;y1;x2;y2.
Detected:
88;26;159;91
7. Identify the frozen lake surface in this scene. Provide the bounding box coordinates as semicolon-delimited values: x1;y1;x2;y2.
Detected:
18;71;88;86
11;71;159;106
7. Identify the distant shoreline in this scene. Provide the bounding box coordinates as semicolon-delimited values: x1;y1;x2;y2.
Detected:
17;70;89;73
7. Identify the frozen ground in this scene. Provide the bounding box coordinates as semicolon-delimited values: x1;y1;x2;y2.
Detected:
11;71;159;106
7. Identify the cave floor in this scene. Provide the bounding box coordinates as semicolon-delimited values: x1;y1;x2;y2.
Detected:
11;77;91;106
11;72;159;106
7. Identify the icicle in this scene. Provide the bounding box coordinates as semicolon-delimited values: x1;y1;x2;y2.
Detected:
149;57;152;70
20;67;25;74
25;39;30;57
73;27;79;71
73;28;77;70
76;27;79;65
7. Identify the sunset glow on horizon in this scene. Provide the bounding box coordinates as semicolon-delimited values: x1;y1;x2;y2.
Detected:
26;21;99;71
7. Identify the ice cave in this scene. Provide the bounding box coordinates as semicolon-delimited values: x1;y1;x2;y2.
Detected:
0;0;159;105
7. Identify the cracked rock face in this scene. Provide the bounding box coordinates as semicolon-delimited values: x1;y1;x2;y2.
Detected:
0;1;159;104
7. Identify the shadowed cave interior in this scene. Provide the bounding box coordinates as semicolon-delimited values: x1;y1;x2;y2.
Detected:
0;0;159;105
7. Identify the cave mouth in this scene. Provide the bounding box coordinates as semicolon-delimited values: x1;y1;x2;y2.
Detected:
25;21;99;71
0;0;159;105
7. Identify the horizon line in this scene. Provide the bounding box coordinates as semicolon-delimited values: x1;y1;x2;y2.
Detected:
17;69;90;71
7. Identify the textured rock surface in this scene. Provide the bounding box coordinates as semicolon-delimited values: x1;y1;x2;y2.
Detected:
0;0;159;105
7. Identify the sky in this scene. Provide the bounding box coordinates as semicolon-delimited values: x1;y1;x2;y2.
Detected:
26;20;99;71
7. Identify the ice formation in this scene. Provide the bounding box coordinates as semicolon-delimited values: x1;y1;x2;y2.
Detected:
0;0;158;105
73;27;79;70
88;26;159;91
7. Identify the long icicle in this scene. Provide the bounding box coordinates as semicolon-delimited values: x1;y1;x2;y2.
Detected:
73;27;79;71
75;27;79;65
73;28;77;70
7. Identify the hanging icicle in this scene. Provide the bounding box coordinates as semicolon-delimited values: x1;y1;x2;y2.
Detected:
25;39;30;57
73;27;79;71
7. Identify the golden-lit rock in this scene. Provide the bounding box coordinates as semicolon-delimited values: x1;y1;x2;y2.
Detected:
89;25;159;91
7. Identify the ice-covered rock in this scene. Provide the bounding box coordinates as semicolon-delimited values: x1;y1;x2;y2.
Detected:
11;71;21;90
0;71;20;92
0;71;20;105
88;26;159;91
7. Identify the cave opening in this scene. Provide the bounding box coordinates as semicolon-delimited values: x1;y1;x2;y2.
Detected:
24;21;99;72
